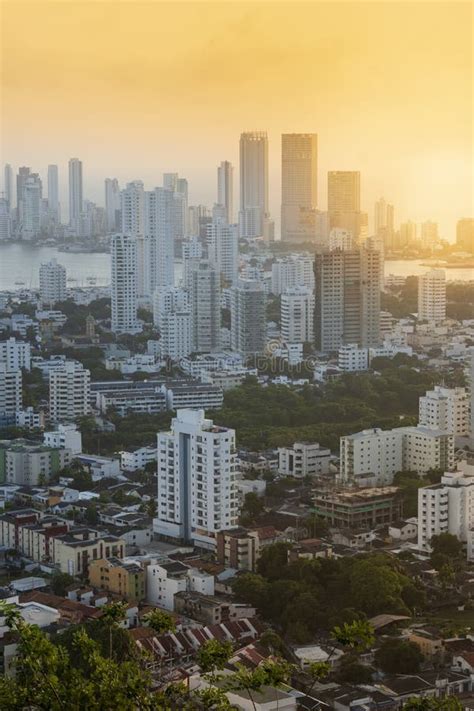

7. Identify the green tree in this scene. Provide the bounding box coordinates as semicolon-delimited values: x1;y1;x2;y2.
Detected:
256;542;290;580
430;533;464;571
375;638;423;674
0;602;155;711
50;571;75;597
142;608;176;634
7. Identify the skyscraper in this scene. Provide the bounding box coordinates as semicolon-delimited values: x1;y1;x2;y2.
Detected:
0;199;11;241
154;409;239;548
374;197;395;249
21;174;42;240
328;171;366;243
39;258;67;306
190;260;220;353
281;286;315;344
314;246;382;352
121;180;145;296
239;131;272;240
68;158;83;233
456;218;474;253
281;133;318;242
111;234;140;334
418;269;446;323
206;220;239;285
145;187;175;296
16;166;31;226
230;279;266;355
4;164;13;211
105;178;121;232
47;165;60;224
217;160;234;224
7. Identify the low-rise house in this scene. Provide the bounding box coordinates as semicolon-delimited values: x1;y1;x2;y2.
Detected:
388;518;418;541
174;590;256;625
146;559;215;610
120;446;157;472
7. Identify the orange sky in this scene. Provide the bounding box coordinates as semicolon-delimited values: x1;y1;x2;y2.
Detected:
1;0;473;239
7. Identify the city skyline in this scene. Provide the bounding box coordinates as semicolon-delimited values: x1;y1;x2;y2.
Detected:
2;1;472;240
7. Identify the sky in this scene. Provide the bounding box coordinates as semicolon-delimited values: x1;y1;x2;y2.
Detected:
1;0;473;240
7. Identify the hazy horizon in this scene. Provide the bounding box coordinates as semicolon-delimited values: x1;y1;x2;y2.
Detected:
2;1;473;240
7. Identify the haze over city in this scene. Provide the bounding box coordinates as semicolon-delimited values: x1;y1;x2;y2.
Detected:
2;0;473;239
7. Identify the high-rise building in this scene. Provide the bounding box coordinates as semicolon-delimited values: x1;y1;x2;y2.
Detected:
121;181;146;296
0;199;11;241
190;260;220;353
16;166;30;224
340;425;454;486
374;197;395;249
0;364;22;420
105;178;121;232
49;361;90;423
153;286;190;329
111;234;140;334
418;269;446;323
418;469;474;551
419;386;470;438
456;218;474;253
328;171;366;242
39;259;67;306
217;160;234;224
239;131;272;239
281;286;314;344
68;158;83;233
47;165;60;224
154;409;239;548
398;220;417;248
159;311;193;361
271;254;315;295
281;133;318;242
145;187;175;296
230;279;266;355
420;221;439;247
329;228;353;252
21;174;42;240
314;246;382;352
4;164;13;211
206;220;239;285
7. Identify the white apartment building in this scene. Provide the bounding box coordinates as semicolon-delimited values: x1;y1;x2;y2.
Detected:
239;131;270;240
146;558;214;610
144;187;175;296
153;286;190;329
105;177;121;232
120;446;157;472
418;269;446;323
271;254;315;295
281;286;314;344
418;470;474;551
43;424;82;455
0;338;31;372
206;221;239;285
39;259;67;306
419;386;470;438
21;174;42;240
0;440;71;486
160;384;224;411
49;361;90;423
338;344;369;372
340;425;454;485
159;311;193;361
230;279;266;355
121;180;146;296
111;233;140;334
278;441;331;478
0;365;22;419
154;409;239;549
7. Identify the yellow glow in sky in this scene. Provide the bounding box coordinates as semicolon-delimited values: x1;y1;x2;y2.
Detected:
1;0;473;238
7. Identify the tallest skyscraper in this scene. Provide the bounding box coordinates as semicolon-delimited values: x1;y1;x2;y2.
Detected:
239;131;272;240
